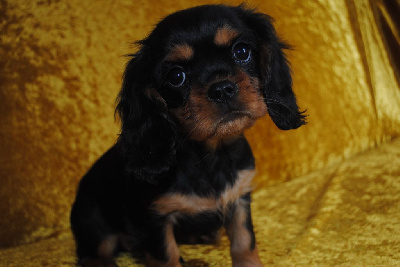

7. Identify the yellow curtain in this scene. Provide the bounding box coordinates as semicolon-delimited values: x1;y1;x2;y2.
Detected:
0;0;399;249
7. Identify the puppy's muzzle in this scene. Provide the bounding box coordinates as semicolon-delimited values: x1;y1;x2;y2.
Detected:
207;80;238;103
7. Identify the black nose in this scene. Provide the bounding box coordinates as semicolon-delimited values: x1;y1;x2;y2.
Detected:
207;81;238;103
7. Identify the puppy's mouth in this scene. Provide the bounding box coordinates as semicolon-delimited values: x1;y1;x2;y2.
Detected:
216;110;252;125
210;110;255;140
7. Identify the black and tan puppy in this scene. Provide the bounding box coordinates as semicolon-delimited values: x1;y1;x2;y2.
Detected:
70;4;306;267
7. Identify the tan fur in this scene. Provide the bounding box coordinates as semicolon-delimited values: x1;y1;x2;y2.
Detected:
146;88;167;107
170;85;217;143
166;44;194;61
170;69;267;149
145;221;181;267
227;198;263;267
214;25;240;46
153;194;217;215
98;235;118;259
220;169;255;210
165;221;181;266
236;70;267;118
152;169;255;215
231;247;263;267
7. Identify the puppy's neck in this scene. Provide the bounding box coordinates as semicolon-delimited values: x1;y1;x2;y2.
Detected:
205;134;244;151
177;131;244;153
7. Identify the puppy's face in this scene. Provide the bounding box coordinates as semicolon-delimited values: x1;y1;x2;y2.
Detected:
162;27;267;146
117;5;305;177
147;7;271;146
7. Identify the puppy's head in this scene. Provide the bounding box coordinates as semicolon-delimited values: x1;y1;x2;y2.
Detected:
117;5;306;180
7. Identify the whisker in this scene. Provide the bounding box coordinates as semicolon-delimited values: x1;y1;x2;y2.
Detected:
264;107;286;118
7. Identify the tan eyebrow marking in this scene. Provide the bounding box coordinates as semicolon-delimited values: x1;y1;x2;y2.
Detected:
166;43;194;61
214;25;240;46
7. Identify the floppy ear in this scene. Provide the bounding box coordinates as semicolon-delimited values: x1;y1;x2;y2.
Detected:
116;50;177;183
239;6;306;130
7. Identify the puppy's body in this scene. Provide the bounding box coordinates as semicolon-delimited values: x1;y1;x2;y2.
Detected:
71;4;305;267
72;136;255;263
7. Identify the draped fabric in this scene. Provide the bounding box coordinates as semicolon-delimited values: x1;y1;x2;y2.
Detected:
0;0;399;265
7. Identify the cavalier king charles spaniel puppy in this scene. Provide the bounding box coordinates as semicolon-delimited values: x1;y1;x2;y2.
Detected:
71;4;306;267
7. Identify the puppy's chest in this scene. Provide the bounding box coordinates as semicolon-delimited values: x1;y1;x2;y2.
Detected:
152;169;255;217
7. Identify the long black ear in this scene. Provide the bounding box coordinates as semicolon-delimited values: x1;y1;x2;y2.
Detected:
238;6;306;130
116;49;177;183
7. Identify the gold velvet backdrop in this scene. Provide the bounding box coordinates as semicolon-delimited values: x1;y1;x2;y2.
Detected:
0;0;399;265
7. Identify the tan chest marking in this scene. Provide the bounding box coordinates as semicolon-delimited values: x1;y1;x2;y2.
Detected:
152;169;255;215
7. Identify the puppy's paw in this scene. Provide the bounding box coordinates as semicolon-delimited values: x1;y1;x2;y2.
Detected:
232;252;264;267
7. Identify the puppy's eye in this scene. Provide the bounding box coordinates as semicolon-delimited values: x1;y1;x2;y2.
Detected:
233;43;251;63
167;68;186;87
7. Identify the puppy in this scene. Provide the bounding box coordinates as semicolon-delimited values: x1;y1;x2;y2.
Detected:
70;4;306;267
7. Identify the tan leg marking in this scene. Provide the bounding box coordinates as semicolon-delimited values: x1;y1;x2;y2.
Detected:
98;235;118;259
227;199;263;267
145;220;181;267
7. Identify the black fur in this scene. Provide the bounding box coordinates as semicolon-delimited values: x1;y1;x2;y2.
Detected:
238;9;306;130
71;4;305;266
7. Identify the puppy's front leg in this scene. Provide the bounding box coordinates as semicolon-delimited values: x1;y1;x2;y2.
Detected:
225;193;263;267
145;216;181;267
